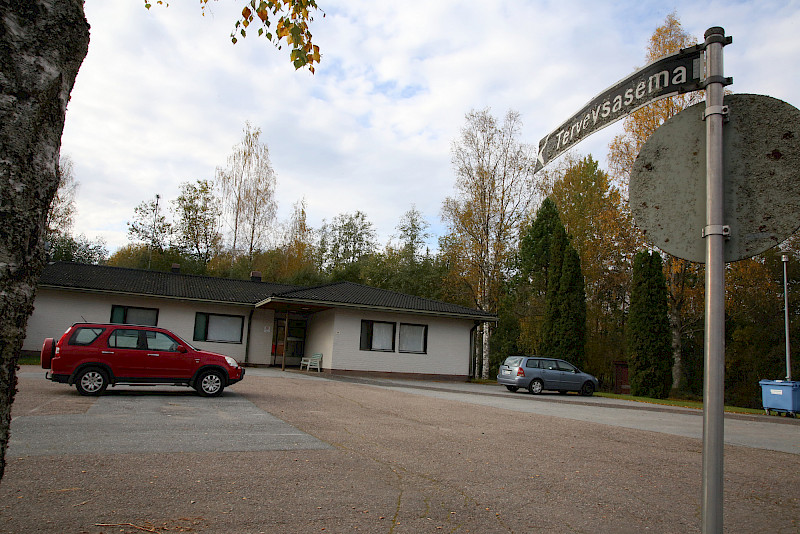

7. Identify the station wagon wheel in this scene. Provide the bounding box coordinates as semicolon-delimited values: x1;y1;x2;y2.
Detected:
505;385;519;393
196;370;225;397
528;378;544;395
75;367;108;396
580;381;595;397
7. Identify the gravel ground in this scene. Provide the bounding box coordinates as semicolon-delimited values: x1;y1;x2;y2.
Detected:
1;368;798;533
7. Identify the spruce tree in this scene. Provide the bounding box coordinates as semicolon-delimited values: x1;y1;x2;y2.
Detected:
539;226;566;358
627;251;673;398
556;245;586;368
518;197;562;291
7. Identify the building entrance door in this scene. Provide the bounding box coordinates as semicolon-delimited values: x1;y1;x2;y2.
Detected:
272;316;307;366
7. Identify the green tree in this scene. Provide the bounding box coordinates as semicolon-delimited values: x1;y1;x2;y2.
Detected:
172;179;222;266
554;245;586;368
127;194;173;265
513;197;564;355
362;208;448;301
45;156;78;241
217;122;278;264
442;108;537;378
279;198;322;284
395;205;431;263
607;12;702;390
548;155;639;382
318;211;377;276
49;233;108;264
0;0;322;482
108;244;206;275
627;251;673;398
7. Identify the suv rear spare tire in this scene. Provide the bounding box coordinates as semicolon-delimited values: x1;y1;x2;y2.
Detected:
41;338;55;369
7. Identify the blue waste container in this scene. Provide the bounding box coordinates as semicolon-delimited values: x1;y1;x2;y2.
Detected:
759;380;800;415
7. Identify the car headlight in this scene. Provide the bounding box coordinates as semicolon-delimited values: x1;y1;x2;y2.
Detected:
224;356;239;368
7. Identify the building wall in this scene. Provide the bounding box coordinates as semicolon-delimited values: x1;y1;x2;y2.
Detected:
326;309;473;377
24;288;478;378
23;288;274;364
245;307;276;366
304;309;336;370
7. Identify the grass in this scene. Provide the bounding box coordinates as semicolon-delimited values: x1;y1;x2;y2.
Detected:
595;392;764;415
472;377;764;415
17;355;40;366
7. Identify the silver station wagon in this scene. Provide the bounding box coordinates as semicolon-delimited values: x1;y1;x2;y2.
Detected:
497;356;599;396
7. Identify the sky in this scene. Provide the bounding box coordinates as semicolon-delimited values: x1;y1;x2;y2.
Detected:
60;0;800;254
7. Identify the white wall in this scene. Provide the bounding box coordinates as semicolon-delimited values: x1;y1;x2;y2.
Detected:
23;288;273;364
304;309;336;370
325;309;473;376
25;288;477;377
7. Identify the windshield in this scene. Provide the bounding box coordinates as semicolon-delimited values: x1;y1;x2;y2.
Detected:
503;356;524;368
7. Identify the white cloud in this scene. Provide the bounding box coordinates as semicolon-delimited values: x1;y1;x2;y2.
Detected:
61;0;800;254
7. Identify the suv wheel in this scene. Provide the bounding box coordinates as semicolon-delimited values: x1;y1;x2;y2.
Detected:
528;378;544;395
196;370;225;397
75;367;108;396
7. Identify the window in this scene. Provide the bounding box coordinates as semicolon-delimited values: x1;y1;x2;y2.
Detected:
111;305;158;326
526;359;542;368
399;323;427;354
194;312;244;343
360;320;396;352
108;329;141;349
557;361;577;372
145;331;180;352
69;327;105;346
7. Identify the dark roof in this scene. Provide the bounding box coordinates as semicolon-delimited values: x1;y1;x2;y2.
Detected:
40;262;495;321
265;281;496;320
40;262;296;305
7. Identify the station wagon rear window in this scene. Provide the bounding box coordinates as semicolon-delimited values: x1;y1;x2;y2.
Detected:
503;357;524;367
68;327;105;346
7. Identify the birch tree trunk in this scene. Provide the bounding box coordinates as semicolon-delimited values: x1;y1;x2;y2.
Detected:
0;0;89;481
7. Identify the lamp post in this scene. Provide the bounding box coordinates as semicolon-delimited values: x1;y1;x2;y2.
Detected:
783;254;792;381
148;194;160;270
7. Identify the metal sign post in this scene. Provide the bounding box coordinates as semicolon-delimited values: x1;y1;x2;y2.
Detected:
701;26;727;534
783;255;793;381
536;24;800;531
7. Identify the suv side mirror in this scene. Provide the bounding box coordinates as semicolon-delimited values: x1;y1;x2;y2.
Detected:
176;345;187;353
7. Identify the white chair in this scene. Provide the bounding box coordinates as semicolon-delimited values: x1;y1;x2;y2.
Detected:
300;353;322;372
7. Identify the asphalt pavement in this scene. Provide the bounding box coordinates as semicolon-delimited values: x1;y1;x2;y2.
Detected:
2;366;798;533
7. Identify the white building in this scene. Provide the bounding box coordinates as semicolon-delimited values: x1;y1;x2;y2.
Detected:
23;262;496;380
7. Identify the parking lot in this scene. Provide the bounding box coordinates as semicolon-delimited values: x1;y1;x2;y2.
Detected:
2;366;798;533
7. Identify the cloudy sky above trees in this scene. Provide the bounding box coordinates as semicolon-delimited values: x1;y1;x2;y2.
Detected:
61;0;800;252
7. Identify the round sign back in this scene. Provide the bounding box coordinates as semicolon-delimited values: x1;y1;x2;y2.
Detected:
630;93;800;263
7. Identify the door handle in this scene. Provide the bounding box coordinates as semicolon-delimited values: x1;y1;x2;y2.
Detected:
102;351;114;354
147;353;160;357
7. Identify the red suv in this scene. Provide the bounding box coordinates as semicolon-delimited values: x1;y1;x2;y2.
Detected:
41;323;245;397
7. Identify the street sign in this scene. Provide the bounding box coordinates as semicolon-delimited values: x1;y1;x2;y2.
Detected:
534;44;705;173
629;93;800;263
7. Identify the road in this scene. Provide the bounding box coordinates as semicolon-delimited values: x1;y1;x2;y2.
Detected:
2;366;798;533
